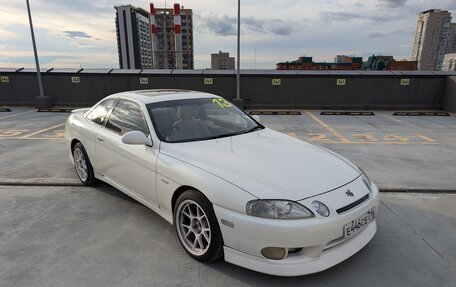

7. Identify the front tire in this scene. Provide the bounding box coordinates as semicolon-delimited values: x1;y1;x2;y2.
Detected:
174;190;224;262
72;142;96;186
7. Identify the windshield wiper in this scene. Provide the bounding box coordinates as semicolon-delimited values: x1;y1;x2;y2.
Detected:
245;125;264;133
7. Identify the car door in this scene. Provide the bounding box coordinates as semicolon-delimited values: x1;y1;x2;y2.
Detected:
82;98;117;173
96;99;158;206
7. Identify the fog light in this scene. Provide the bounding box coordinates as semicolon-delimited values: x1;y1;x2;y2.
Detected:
288;248;303;254
261;247;287;260
312;201;330;217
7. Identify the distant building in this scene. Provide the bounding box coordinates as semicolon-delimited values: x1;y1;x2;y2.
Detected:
361;55;393;70
115;5;153;69
442;53;456;71
389;59;418;71
276;56;362;70
361;55;417;71
211;51;235;70
152;4;194;69
448;23;456;53
114;3;194;70
411;9;454;71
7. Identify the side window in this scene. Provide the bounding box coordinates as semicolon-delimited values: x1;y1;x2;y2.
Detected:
86;99;116;125
106;100;149;136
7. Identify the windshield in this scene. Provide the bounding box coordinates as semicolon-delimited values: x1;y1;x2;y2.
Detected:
147;97;263;143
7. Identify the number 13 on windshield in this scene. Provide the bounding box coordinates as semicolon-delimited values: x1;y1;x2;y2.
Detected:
212;98;232;108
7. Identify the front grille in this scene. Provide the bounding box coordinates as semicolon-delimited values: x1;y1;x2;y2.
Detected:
337;194;369;214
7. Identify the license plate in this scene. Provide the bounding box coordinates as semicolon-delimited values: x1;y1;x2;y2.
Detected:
343;209;375;239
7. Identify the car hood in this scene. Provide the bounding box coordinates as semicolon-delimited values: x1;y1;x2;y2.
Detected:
160;128;360;201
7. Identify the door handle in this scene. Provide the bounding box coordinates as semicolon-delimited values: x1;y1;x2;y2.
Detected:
97;136;104;142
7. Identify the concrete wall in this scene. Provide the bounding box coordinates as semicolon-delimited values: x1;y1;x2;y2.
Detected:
443;76;456;112
0;69;454;109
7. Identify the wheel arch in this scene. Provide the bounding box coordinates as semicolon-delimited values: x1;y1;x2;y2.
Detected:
172;185;207;214
70;139;81;154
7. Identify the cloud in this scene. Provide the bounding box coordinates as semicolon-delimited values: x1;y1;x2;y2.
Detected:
201;15;237;36
366;29;414;38
319;11;400;23
198;14;296;36
377;0;407;7
62;30;93;38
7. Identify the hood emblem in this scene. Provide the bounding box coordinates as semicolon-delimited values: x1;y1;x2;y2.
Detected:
346;189;354;197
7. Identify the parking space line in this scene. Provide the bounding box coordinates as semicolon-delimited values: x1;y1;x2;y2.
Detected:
304;110;350;143
378;112;403;123
0;110;36;120
19;123;65;139
414;133;436;143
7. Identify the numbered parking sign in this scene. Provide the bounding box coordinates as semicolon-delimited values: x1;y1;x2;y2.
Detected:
139;78;149;85
272;79;281;86
336;79;346;86
204;78;213;85
400;79;410;86
71;76;80;84
1;76;10;83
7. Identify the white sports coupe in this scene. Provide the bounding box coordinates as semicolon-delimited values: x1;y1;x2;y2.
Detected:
65;89;379;276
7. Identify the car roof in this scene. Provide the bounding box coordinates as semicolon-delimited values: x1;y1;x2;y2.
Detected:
108;89;221;104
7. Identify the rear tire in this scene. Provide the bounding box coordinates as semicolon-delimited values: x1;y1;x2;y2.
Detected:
174;190;224;262
72;142;96;186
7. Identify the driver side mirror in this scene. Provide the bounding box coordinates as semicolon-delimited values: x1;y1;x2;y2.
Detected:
252;115;261;123
121;131;153;147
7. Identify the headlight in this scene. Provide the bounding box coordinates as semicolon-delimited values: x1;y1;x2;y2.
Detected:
246;200;314;219
359;167;372;193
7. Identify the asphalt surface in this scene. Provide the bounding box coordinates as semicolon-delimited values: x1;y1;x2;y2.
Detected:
1;108;456;190
0;185;454;287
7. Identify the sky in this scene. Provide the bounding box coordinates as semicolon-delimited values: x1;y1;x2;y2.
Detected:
0;0;455;69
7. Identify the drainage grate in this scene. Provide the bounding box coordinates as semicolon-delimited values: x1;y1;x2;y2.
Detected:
37;108;73;113
249;111;301;115
393;111;449;116
320;111;375;116
0;107;11;112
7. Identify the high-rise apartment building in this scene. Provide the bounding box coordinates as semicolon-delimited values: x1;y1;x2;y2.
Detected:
411;9;453;71
211;51;235;70
442;53;456;71
115;5;153;69
115;3;193;70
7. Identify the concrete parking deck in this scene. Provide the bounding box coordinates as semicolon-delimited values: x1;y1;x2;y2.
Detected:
1;108;455;285
0;108;455;190
0;185;454;286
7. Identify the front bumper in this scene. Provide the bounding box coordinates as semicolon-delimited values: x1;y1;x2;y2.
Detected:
213;181;380;276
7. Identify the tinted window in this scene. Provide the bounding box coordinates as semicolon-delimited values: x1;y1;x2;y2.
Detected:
106;100;149;135
147;98;262;143
86;99;116;125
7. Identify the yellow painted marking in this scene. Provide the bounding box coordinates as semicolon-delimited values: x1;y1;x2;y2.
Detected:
414;133;436;143
307;133;330;142
383;134;408;142
20;123;65;139
41;129;65;138
352;134;378;142
0;129;30;137
0;110;36;120
304;111;350;143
